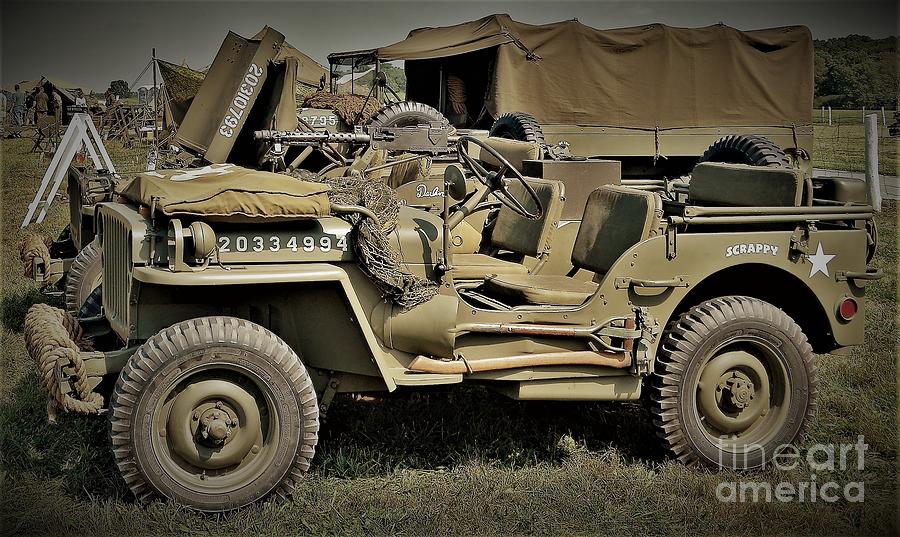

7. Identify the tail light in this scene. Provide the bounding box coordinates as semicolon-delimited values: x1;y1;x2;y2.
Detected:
837;297;858;321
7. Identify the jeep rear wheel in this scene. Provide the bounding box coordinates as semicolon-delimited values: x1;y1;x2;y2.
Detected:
109;316;319;511
650;296;817;469
65;239;102;316
698;134;791;167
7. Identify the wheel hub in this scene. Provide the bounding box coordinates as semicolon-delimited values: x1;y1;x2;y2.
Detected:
718;372;756;409
165;379;262;470
197;403;235;446
697;351;770;435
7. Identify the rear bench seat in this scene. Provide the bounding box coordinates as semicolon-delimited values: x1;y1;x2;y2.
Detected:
689;162;810;206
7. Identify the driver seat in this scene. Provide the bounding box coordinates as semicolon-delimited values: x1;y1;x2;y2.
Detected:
452;177;565;279
481;185;663;306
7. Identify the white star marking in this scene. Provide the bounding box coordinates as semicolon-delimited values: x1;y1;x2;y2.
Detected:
807;243;835;278
169;164;235;182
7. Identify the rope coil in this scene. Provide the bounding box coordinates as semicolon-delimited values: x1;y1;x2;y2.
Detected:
24;303;103;421
19;233;51;282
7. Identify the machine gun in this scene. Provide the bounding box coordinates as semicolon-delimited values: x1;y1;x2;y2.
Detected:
254;123;458;157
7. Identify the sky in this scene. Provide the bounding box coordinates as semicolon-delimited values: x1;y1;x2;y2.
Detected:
1;0;897;91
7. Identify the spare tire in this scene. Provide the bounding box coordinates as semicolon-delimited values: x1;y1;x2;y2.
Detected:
489;112;546;147
699;134;790;167
367;101;448;129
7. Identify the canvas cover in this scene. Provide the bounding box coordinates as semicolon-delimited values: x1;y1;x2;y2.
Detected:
116;164;331;220
377;14;813;128
175;27;320;164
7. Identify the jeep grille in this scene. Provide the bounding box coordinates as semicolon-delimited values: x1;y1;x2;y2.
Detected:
101;211;131;337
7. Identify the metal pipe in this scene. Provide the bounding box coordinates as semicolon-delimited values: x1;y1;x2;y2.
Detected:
364;153;424;174
670;213;873;225
331;203;381;229
683;205;872;217
408;350;631;374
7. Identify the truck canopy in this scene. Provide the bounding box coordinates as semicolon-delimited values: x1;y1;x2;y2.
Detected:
376;14;813;129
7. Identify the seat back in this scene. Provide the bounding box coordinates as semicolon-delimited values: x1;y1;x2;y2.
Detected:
491;178;565;258
689;162;807;206
478;136;542;172
572;185;663;277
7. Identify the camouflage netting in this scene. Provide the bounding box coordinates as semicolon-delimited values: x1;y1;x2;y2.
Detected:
291;169;438;309
157;60;206;103
301;91;381;125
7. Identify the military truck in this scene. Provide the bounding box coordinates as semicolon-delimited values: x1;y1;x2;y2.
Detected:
357;14;815;178
25;121;881;511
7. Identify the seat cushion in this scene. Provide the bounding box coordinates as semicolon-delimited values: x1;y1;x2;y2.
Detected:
452;253;528;280
690;162;805;206
483;274;598;306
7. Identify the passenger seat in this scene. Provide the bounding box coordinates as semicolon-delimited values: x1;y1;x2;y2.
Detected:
481;185;663;306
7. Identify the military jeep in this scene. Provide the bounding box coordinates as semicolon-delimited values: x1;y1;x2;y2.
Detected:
25;129;881;511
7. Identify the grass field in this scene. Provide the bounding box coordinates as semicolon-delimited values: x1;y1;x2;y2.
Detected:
0;137;897;536
813;109;899;176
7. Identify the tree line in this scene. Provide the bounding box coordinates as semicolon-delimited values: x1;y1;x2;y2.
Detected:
815;35;898;109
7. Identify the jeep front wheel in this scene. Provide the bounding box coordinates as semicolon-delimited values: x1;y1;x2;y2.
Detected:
109;316;319;511
650;296;817;469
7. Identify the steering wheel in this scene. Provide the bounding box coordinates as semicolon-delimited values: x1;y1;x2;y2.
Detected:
456;135;543;220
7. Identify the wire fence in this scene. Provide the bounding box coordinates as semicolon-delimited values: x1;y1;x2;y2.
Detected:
812;109;898;176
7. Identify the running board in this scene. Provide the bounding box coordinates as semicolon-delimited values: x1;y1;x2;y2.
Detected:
408;350;630;375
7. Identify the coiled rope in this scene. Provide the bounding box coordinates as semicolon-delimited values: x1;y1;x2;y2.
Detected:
19;233;51;282
24;303;103;421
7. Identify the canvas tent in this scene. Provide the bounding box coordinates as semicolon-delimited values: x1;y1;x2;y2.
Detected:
2;77;93;123
376;14;813;130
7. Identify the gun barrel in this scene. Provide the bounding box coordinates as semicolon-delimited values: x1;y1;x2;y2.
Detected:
253;130;372;144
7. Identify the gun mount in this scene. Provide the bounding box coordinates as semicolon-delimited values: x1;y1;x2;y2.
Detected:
254;123;458;156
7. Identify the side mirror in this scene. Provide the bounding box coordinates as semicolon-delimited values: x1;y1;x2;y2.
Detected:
444;164;468;202
375;71;387;87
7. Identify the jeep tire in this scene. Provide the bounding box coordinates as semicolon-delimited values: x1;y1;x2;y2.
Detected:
650;296;817;469
489;112;546;147
109;316;319;511
698;134;791;167
65;239;102;316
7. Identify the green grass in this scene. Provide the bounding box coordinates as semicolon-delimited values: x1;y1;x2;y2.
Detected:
0;138;897;536
812;109;899;175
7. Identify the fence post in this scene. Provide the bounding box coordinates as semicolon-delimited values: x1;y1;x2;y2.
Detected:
821;106;825;122
882;106;887;127
828;106;832;125
862;106;865;122
865;113;882;212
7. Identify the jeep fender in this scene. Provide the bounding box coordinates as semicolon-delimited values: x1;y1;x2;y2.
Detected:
599;228;867;357
132;262;401;390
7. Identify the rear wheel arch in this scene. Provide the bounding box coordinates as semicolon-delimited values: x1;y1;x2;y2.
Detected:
664;263;835;354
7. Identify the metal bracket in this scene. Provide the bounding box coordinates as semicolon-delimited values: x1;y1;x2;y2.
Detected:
789;224;811;261
319;375;340;420
632;307;660;375
665;224;677;260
